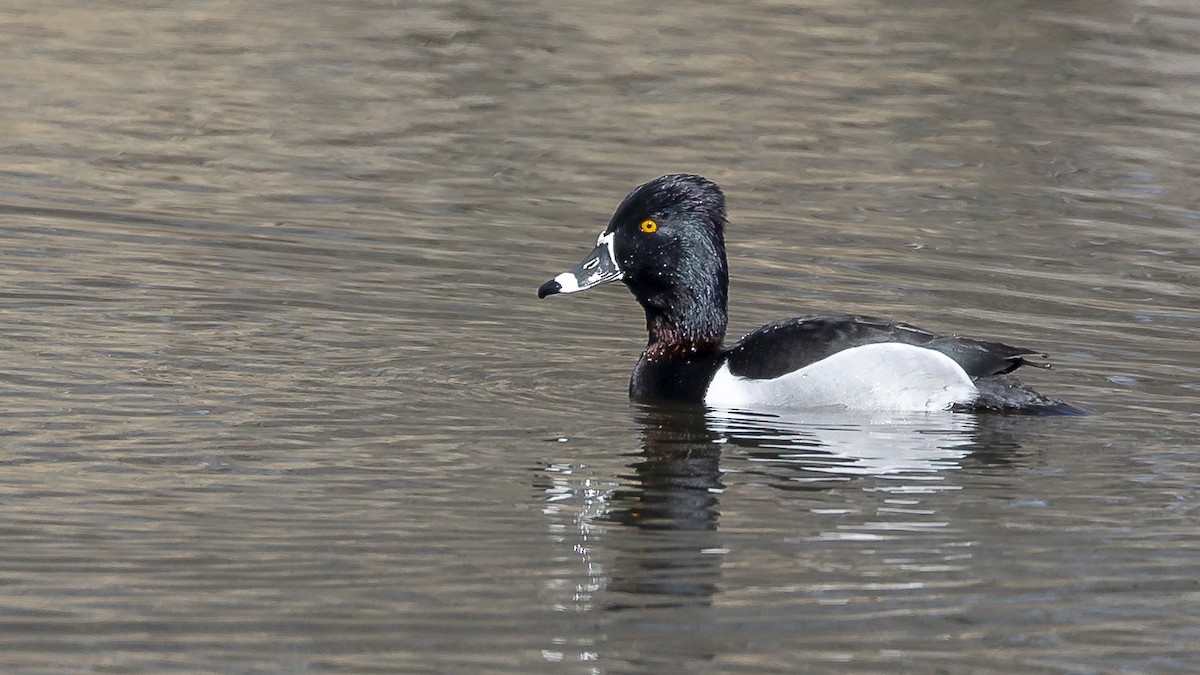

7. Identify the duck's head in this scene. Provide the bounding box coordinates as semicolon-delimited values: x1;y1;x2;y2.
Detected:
538;174;730;346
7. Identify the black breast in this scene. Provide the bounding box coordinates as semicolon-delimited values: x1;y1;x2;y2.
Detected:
629;349;727;403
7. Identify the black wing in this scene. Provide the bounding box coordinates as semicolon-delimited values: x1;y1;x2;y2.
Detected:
724;315;1048;381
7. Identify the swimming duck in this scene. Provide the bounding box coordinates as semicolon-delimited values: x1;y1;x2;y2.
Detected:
537;174;1075;413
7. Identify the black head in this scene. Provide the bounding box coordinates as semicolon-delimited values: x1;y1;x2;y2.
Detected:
538;174;730;347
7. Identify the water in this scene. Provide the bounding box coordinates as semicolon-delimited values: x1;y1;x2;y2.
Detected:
1;0;1198;672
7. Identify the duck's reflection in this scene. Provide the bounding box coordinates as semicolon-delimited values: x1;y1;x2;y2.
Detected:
710;407;978;483
602;405;725;608
539;403;1024;618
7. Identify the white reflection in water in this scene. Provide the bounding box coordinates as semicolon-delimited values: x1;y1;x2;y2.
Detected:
707;407;979;480
538;462;614;611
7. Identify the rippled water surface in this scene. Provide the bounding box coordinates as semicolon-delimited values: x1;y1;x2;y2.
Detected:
2;1;1199;672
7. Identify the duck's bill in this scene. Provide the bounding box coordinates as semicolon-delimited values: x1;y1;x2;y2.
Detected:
537;232;622;298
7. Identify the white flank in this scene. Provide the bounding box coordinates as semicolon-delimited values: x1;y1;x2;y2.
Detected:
704;342;978;412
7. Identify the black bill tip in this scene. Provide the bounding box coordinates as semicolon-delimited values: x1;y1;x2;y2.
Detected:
537;279;561;299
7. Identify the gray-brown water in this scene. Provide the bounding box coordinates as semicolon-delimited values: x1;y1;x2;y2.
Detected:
2;1;1199;672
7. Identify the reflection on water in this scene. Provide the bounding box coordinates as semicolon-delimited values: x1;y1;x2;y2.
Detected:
604;408;724;609
710;407;979;479
537;408;726;616
537;402;1036;667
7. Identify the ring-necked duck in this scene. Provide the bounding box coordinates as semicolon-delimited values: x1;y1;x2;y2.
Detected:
538;174;1078;413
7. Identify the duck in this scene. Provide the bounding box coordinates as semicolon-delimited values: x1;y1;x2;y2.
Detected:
537;174;1079;413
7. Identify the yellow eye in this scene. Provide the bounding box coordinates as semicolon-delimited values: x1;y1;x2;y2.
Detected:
639;219;658;233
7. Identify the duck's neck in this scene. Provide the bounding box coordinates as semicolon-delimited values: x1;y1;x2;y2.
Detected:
639;282;728;362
